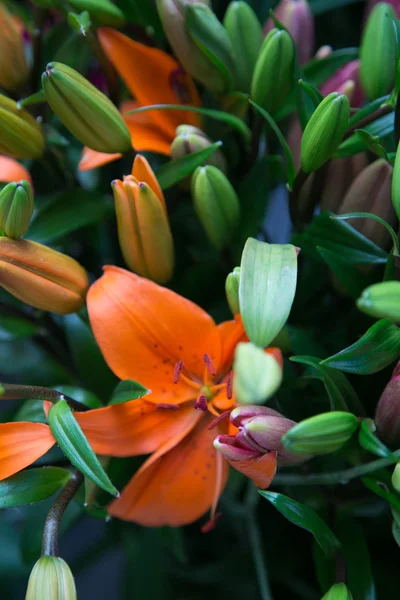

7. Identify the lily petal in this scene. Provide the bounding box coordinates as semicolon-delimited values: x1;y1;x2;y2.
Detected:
98;28;201;140
222;451;278;489
218;315;247;375
87;266;222;393
79;147;122;171
108;414;229;526
0;155;32;185
131;154;165;210
0;422;55;480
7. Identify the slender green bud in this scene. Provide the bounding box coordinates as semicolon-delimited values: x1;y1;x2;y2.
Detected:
0;95;44;159
25;556;77;600
392;462;400;494
225;266;240;315
282;411;359;455
321;583;353;600
392;140;400;220
360;2;398;100
42;62;131;153
233;342;283;405
191;165;240;250
300;92;350;173
171;125;227;173
0;180;34;239
250;28;295;114
223;1;262;93
357;281;400;322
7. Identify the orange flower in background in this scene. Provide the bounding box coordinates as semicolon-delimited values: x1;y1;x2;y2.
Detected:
0;156;32;186
0;422;55;480
79;28;201;172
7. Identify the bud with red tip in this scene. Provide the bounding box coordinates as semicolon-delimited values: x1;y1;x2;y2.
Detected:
320;59;363;108
264;0;314;65
375;361;400;446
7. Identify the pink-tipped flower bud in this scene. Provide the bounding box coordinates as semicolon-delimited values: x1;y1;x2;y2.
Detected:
321;60;363;107
264;0;314;65
375;361;400;446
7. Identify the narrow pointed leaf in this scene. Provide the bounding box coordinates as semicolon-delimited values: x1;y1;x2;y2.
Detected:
359;419;395;458
156;142;222;190
317;246;371;300
109;379;150;405
333;213;400;256
0;467;72;508
260;491;341;556
302;47;359;85
49;400;118;497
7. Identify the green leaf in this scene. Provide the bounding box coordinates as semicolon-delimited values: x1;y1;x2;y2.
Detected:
293;211;388;265
49;400;118;497
302;47;359;86
321;320;400;374
0;467;72;508
337;113;394;157
260;491;341;556
332;213;400;256
349;96;391;127
250;100;296;188
28;191;113;244
290;355;365;414
317;246;372;300
109;380;150;405
298;79;323;109
362;469;400;511
17;89;46;109
156;142;223;190
354;129;389;160
67;10;91;35
124;104;250;143
359;419;395;458
0;316;39;341
239;238;297;348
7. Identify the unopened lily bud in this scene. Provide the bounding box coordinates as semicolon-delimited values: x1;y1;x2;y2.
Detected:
0;4;28;91
360;2;397;100
321;59;363;107
321;583;353;600
223;1;262;92
233;342;283;404
0;237;90;314
358;281;400;322
365;0;400;17
243;414;309;464
67;0;125;26
300;92;350;173
375;362;400;446
225;266;240;315
0;96;44;159
392;462;400;493
25;556;77;600
264;0;314;65
156;0;231;94
251;28;295;114
112;176;174;284
42;62;131;153
282;411;359;455
0;180;34;239
171;125;227;173
392;141;400;220
191;165;240;250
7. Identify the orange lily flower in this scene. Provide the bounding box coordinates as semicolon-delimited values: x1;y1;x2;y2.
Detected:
79;28;201;172
0;155;32;186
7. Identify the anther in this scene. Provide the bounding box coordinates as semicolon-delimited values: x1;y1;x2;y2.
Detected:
203;354;216;377
226;371;233;400
208;410;231;430
173;360;184;384
156;403;180;410
194;395;208;411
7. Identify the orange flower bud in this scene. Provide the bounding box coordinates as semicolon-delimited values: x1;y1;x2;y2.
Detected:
0;237;90;314
0;4;28;91
112;160;174;283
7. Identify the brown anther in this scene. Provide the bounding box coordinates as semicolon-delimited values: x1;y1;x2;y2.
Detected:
203;354;216;377
173;360;184;384
194;395;208;411
226;371;233;400
208;410;231;430
156;403;180;410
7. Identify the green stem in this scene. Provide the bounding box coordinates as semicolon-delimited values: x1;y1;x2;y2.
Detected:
0;384;87;412
245;484;274;600
343;103;393;140
272;452;400;487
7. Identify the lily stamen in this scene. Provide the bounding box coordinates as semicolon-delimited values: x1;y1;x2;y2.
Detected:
173;360;184;384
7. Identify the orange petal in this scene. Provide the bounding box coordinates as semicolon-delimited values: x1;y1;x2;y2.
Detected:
76;400;198;457
79;147;122;171
0;155;32;185
0;422;55;480
126;113;172;156
225;451;277;489
131;154;165;211
87;266;221;393
108;414;229;526
217;314;247;375
98;28;201;140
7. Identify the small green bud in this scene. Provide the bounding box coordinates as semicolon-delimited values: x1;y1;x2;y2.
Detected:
282;411;359;455
233;342;283;405
191;165;240;250
357;281;400;322
223;1;262;93
42;62;131;153
25;556;77;600
0;95;45;159
250;28;295;114
225;266;241;315
171;125;227;173
300;92;350;173
0;180;34;239
360;2;397;100
392;462;400;494
321;583;353;600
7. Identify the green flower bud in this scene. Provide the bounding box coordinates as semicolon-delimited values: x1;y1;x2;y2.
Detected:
42;62;131;153
0;95;44;159
225;266;240;315
357;281;400;322
233;342;283;405
171;125;227;173
250;28;295;114
25;556;77;600
223;1;262;93
300;92;350;173
0;180;34;239
360;2;397;100
392;140;400;220
282;411;359;455
191;165;240;250
321;583;353;600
